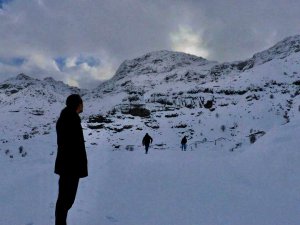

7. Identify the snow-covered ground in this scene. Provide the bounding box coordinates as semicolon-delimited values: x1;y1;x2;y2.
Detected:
0;117;300;225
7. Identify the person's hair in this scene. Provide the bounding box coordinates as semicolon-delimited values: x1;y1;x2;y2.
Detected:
66;94;82;110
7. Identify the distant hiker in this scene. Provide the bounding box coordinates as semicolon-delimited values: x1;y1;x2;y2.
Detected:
54;94;88;225
142;133;153;154
181;136;187;151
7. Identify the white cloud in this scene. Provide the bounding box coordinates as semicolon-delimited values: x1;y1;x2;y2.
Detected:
79;63;114;81
61;59;115;88
0;0;300;87
25;53;60;72
65;57;77;69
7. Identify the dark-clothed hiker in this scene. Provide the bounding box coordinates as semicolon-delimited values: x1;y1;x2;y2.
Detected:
142;133;153;154
54;94;88;225
181;136;187;151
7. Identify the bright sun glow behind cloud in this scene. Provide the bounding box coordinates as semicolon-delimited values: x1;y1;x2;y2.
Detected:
66;77;80;87
170;25;209;58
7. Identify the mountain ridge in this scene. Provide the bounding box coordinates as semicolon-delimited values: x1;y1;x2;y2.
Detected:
0;34;299;151
2;34;300;94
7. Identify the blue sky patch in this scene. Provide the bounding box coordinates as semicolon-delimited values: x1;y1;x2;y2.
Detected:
0;0;13;9
76;55;101;67
54;57;66;71
55;55;100;71
0;57;26;66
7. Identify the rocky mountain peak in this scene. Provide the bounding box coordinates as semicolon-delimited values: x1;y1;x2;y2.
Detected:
252;34;300;64
16;73;35;81
209;34;300;76
0;73;81;103
44;77;56;82
113;50;213;80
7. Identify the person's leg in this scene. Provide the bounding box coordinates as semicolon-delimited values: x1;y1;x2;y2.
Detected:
145;145;149;154
55;176;79;225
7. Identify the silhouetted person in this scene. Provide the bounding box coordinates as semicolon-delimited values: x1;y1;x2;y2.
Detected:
142;133;153;154
181;136;187;151
54;94;88;225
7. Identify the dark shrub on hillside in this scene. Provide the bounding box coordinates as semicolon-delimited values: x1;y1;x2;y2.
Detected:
173;123;187;128
126;107;150;117
249;134;256;144
293;80;300;85
249;131;266;144
88;115;112;123
128;95;140;102
165;113;178;118
217;89;248;95
204;100;213;109
87;124;105;130
156;98;173;105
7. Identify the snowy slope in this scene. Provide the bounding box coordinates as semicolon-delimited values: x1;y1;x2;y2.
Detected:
0;73;84;143
0;35;299;225
0;110;299;225
83;35;300;154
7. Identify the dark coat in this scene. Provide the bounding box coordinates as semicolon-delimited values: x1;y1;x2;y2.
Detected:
142;134;153;146
54;107;88;178
181;137;187;145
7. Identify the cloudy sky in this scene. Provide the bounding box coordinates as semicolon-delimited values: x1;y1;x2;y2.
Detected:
0;0;299;88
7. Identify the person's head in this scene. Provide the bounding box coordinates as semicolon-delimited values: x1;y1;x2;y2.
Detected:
66;94;83;113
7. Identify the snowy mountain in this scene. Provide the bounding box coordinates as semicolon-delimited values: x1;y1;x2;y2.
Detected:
0;73;84;143
218;34;300;71
83;35;300;154
0;35;300;225
0;34;299;155
89;50;217;98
